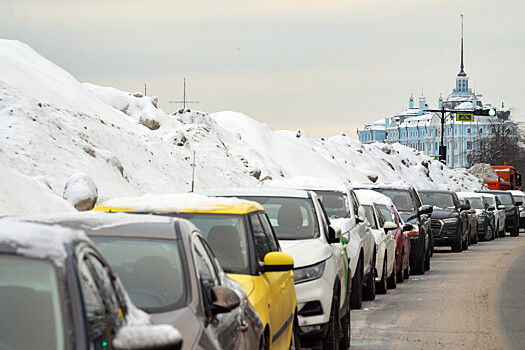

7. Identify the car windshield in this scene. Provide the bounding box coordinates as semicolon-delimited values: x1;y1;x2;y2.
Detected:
91;237;188;313
241;196;320;240
316;191;350;219
0;255;65;350
483;196;496;206
496;193;513;205
374;189;415;212
467;197;485;209
420;193;455;209
176;213;250;274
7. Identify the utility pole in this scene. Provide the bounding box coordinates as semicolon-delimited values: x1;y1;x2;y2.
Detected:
144;84;147;96
169;78;200;112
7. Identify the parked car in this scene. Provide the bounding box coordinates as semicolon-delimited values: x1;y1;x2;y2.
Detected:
456;197;479;244
355;189;401;293
458;192;496;241
480;193;506;238
478;190;520;237
94;194;299;350
17;211;264;350
508;190;525;230
355;184;433;275
0;220;182;350
419;190;469;252
201;188;352;349
262;178;374;310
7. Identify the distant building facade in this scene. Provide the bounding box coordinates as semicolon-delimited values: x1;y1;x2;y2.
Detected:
358;42;516;168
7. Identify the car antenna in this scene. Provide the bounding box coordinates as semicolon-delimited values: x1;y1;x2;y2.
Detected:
191;150;196;192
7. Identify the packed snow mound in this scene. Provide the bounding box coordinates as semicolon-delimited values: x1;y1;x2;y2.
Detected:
468;163;500;182
63;173;98;211
0;40;483;215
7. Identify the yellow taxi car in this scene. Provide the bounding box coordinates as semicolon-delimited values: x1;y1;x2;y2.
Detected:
95;193;299;350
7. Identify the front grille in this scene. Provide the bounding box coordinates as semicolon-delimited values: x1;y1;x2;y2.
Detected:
431;219;443;236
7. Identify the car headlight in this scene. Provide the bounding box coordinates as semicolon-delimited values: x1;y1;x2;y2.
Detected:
443;217;458;224
294;261;326;284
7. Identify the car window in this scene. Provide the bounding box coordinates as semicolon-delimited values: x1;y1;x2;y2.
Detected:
193;237;220;294
0;255;65;350
316;191;350;219
363;205;378;229
242;196;320;240
92;237;188;312
497;193;513;205
259;213;281;250
350;191;360;217
374;189;415;212
468;197;485;209
78;254;114;348
377;204;395;227
420;192;455;209
250;213;278;263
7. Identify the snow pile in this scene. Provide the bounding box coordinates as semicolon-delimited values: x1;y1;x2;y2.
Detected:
62;173;98;211
0;40;483;216
468;163;500;182
355;189;394;207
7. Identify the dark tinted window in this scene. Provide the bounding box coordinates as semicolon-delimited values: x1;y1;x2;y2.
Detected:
420;193;455;209
250;214;278;261
375;189;415;212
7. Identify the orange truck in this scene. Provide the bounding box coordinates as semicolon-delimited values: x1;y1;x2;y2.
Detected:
484;163;523;190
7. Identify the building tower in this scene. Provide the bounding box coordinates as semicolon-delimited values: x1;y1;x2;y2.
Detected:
452;14;471;98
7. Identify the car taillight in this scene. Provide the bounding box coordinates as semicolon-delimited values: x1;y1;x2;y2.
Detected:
408;231;419;236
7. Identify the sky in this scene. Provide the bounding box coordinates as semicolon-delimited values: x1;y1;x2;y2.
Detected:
2;0;525;138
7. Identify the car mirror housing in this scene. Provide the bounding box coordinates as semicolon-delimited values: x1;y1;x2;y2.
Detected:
327;224;341;244
403;223;414;232
210;286;241;315
498;205;505;210
459;204;470;211
383;221;397;232
263;252;294;272
113;324;183;350
488;206;495;211
418;205;433;216
516;200;523;206
356;206;366;223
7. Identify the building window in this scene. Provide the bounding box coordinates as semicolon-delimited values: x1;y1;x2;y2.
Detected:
467;141;472;150
479;128;483;134
466;127;471;134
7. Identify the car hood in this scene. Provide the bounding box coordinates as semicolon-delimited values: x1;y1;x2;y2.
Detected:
429;209;459;220
399;211;418;224
280;239;333;268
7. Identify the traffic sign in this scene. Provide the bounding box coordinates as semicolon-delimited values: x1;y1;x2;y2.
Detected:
456;113;474;122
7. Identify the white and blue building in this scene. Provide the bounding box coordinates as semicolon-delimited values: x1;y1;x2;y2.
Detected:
358;40;516;168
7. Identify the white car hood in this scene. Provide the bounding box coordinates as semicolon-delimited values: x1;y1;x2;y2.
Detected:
279;239;333;269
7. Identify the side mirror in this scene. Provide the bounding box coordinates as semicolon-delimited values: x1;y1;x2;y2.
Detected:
418;205;433;216
459;203;470;211
210;286;241;315
383;221;398;232
516;200;523;206
498;205;505;210
468;208;476;214
356;206;366;223
327;225;342;244
263;252;294;272
403;223;414;232
113;324;183;350
487;206;495;211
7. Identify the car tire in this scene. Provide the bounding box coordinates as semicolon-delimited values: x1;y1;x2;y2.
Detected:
451;240;462;253
462;235;468;250
387;257;397;289
411;251;425;275
472;228;478;244
339;276;351;350
397;250;404;284
362;254;376;301
511;224;519;237
376;256;387;294
259;332;269;350
350;257;363;310
322;294;340;350
424;244;431;271
403;260;410;280
489;224;495;240
289;315;300;350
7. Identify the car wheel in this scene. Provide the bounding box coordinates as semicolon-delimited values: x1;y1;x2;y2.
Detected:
322;294;340;350
511;225;519;237
462;235;468;251
451;240;462;252
376;256;387;294
339;276;351;350
411;251;425;275
397;250;404;283
289;315;300;350
424;244;431;271
403;260;410;280
362;253;376;301
472;228;478;244
387;257;397;289
489;225;495;240
259;332;269;350
350;257;363;310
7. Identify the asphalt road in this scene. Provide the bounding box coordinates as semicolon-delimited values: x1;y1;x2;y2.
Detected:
350;234;525;349
495;245;525;350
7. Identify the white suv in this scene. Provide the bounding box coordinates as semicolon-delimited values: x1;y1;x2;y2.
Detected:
262;178;375;310
202;188;351;349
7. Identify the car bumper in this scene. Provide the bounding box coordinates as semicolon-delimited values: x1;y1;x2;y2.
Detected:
296;275;332;334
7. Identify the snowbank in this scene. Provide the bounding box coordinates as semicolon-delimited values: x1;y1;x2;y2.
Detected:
468;163;500;182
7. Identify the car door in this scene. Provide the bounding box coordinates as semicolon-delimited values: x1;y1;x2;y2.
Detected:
249;212;289;348
192;235;243;350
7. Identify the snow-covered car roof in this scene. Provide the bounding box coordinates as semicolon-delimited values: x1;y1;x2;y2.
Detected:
352;181;414;192
0;220;87;263
201;187;311;199
94;193;264;215
355;189;394;207
261;176;348;193
456;192;484;199
509;190;525;196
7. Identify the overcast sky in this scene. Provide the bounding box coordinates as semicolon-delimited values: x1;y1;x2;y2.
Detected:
2;0;524;138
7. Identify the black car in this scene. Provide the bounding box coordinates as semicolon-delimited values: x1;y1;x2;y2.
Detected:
354;185;433;275
477;190;521;237
419;190;470;252
457;198;479;244
0;221;182;350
